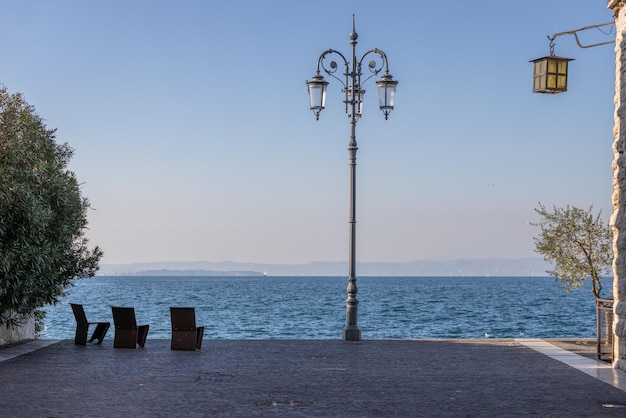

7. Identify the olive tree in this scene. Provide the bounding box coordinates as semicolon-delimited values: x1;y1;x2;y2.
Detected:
531;203;612;299
0;87;103;328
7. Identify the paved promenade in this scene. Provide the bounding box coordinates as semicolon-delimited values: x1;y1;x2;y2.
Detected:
1;338;626;417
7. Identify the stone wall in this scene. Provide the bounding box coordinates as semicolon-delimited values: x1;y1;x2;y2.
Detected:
609;0;626;369
0;313;35;346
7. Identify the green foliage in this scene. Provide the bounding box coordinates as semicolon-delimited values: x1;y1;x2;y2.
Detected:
33;309;46;338
0;87;103;328
531;203;612;299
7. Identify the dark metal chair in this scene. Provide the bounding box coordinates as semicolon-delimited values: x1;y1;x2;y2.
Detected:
111;307;149;349
70;303;110;345
170;307;204;350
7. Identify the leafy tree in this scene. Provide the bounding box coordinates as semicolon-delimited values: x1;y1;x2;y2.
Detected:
531;203;612;299
0;87;103;328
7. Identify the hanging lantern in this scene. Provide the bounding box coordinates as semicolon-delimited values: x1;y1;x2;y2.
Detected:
346;85;365;118
376;73;398;119
530;55;574;94
306;73;329;120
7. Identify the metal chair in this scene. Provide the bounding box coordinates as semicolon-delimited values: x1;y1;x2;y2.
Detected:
70;303;110;345
170;307;204;350
111;307;149;348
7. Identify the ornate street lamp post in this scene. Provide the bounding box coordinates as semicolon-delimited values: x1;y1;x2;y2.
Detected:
306;16;398;341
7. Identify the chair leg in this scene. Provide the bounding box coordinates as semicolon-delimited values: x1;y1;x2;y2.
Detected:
196;327;205;350
89;322;110;344
137;325;149;347
74;324;88;345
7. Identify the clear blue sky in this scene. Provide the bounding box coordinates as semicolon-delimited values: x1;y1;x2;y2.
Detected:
1;1;616;265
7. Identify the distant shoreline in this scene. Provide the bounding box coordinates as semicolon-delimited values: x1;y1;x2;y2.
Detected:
95;273;556;278
98;257;552;277
115;269;264;277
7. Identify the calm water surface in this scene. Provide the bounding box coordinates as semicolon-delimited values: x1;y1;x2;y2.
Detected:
41;276;606;340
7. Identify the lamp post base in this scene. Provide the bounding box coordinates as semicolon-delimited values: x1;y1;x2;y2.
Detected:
342;327;361;341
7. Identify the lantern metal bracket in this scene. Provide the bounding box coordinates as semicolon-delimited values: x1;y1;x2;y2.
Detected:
547;21;615;55
312;47;393;119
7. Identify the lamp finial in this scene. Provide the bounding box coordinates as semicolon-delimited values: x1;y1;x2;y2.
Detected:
350;14;358;41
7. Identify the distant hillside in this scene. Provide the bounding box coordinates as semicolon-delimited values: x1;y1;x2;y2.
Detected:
123;269;263;277
99;258;551;277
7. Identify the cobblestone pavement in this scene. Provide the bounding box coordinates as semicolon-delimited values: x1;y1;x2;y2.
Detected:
1;339;626;417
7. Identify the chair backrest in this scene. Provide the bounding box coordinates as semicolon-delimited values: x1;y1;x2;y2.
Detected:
112;307;138;330
170;307;197;332
70;303;88;324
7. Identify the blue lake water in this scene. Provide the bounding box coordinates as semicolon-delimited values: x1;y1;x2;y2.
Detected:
41;275;608;340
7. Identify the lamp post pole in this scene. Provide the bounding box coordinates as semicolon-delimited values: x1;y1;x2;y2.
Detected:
306;17;398;341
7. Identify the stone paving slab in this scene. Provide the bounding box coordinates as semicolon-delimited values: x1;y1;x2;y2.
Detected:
2;339;626;417
0;339;59;362
545;338;598;359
